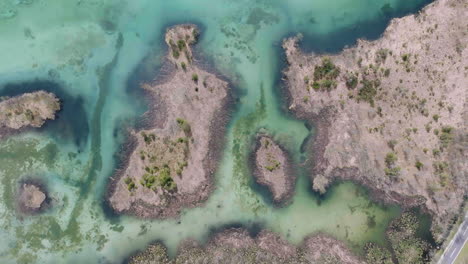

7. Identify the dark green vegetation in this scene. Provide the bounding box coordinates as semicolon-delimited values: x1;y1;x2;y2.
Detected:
124;177;137;191
384;152;401;179
176;118;191;134
132;119;193;192
264;158;280;172
438;126;453;149
169;40;180;59
345;72;359;89
141;166;176;191
357;79;379;106
365;212;430;264
433;161;450;187
310;57;340;91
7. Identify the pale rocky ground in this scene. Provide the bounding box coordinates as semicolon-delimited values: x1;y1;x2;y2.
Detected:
0;91;60;134
283;0;467;242
17;183;47;214
253;133;295;204
128;228;364;264
108;24;231;218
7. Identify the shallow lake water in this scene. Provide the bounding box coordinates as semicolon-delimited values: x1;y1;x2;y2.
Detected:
0;0;432;263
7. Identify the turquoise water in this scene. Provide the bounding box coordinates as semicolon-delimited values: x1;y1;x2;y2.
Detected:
0;0;432;263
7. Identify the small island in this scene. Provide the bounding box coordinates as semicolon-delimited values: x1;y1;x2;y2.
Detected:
127;228;363;264
0;91;61;137
17;181;49;215
107;24;231;218
252;133;295;204
282;0;467;242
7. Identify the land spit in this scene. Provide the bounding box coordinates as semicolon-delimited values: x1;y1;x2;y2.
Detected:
282;0;467;243
127;228;364;264
107;24;232;218
251;132;295;205
0;91;61;138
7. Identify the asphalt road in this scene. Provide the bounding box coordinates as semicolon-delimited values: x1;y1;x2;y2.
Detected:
438;212;468;264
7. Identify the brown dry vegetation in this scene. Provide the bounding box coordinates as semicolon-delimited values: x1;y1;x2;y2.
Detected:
283;0;467;242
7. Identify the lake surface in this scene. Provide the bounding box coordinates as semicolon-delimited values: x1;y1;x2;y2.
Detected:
0;0;432;263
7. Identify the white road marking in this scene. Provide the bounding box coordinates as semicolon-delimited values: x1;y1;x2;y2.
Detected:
450;248;458;258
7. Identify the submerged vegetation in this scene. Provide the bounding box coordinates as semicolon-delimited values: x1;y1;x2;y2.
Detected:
365;212;430;264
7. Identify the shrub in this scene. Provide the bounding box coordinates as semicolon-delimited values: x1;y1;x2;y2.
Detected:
124;177;137;191
158;167;176;191
439;126;453;148
314;58;340;80
176;118;191;134
181;62;187;71
169;40;180;59
312;82;320;91
387;140;397;150
376;48;389;63
385;152;398;166
415;161;423;170
192;74;198;83
385;167;401;178
265;159;281;172
177;39;186;51
401;54;410;62
384;68;391;77
141;173;156;189
357;79;378;106
345;73;358;89
177;137;188;144
433;114;440;122
312;57;340;91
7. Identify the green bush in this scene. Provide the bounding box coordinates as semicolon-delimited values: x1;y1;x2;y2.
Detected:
385;167;401;178
439;126;453;148
415;161;423;171
387;140;397;150
313;58;340;81
176;118;191;134
169;40;180;58
376;48;389;63
384;68;391;77
385;152;397;166
177;39;186;51
158;167;176;191
192;73;198;83
124;177;137;191
358;79;379;106
345;73;358;89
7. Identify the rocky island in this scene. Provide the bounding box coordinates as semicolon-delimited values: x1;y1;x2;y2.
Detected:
108;24;231;218
17;181;49;215
252;133;295;204
282;0;467;242
0;91;61;138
